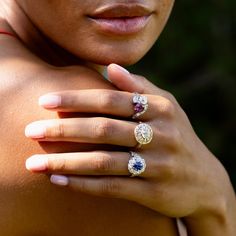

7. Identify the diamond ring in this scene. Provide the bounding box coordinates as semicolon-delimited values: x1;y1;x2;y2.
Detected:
134;122;153;148
128;151;146;177
132;93;148;119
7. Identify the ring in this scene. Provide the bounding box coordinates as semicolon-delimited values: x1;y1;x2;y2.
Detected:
134;122;153;148
132;92;148;119
128;151;146;177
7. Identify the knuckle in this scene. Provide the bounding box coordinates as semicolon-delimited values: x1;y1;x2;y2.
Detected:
91;154;115;173
156;126;181;150
75;179;88;192
137;75;147;84
99;91;119;110
153;157;176;179
165;91;177;104
169;127;182;148
99;178;120;196
68;93;79;107
161;127;181;150
49;121;65;138
58;122;65;138
93;118;114;140
162;158;176;178
160;99;176;118
136;75;146;93
48;156;67;172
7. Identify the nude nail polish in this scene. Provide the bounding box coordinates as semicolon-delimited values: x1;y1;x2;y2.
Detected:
111;64;130;75
25;122;46;138
26;155;48;171
39;94;61;108
50;175;69;186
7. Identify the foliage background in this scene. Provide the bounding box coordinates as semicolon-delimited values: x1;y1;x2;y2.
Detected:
130;0;236;189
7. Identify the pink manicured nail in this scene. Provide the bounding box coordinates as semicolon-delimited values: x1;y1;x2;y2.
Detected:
110;64;130;75
26;155;48;171
25;122;46;138
50;175;69;186
39;94;61;108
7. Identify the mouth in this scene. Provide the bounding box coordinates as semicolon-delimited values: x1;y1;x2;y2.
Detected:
87;3;154;35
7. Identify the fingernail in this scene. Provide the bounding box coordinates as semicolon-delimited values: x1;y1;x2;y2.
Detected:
111;64;130;75
26;155;48;171
50;175;69;186
39;94;61;108
25;122;46;138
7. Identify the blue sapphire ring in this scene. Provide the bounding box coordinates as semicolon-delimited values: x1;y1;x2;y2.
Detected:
128;151;146;177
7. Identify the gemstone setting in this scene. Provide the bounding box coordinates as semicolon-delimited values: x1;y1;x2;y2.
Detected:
134;122;153;147
132;93;148;119
128;151;146;177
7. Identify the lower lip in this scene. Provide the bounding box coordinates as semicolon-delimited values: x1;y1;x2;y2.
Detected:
89;15;151;35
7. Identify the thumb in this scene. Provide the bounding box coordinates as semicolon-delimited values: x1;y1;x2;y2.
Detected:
107;64;162;95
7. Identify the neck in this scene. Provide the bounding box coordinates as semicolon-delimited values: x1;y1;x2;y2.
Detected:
0;0;103;72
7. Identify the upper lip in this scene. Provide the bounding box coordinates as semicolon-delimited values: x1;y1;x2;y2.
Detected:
89;3;153;19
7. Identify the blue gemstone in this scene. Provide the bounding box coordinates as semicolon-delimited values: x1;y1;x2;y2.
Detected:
133;161;143;171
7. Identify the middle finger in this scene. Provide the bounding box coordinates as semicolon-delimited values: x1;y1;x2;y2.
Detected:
25;117;142;147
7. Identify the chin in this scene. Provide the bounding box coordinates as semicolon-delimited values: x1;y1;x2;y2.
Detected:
71;43;153;66
89;54;143;66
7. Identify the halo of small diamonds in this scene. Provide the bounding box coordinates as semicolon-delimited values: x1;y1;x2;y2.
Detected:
128;151;146;177
134;122;153;147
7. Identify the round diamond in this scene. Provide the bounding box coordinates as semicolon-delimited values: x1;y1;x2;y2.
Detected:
134;123;153;145
133;93;148;105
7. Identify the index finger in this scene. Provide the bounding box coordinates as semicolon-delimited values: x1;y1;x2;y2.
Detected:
107;64;169;96
38;90;175;121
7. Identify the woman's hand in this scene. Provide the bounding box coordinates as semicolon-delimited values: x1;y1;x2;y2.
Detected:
25;64;236;227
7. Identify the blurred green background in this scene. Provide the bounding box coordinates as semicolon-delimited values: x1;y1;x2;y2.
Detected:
130;0;236;189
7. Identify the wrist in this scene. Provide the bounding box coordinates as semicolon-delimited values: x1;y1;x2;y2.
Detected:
183;180;236;236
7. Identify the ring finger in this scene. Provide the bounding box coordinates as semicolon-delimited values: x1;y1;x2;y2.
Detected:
25;151;153;178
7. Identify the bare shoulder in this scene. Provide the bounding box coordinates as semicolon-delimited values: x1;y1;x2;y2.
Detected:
0;34;178;236
0;33;114;184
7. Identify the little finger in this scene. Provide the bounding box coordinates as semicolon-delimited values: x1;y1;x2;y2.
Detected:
26;151;130;176
50;175;147;202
